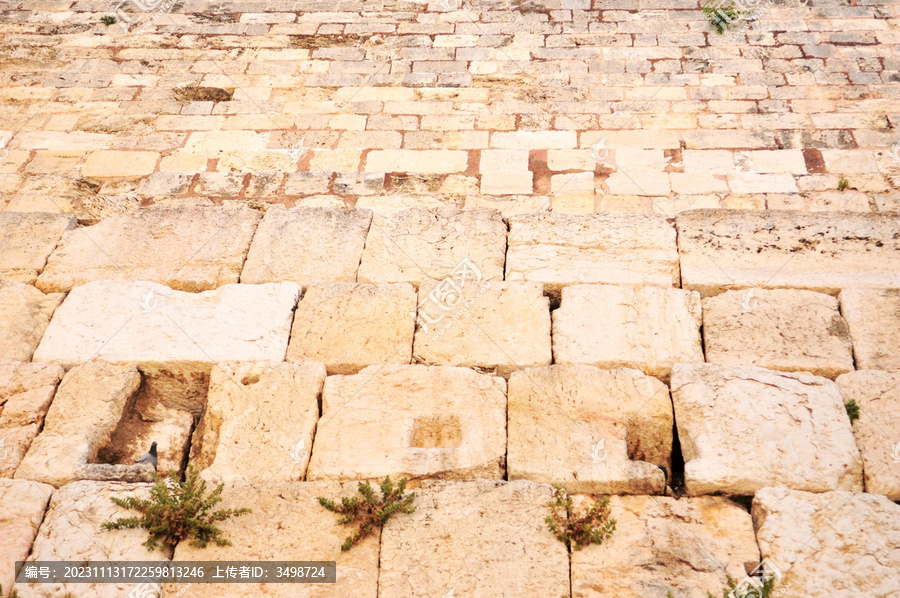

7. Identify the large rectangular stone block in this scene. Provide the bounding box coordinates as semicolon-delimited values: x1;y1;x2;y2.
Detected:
308;365;506;481
33;281;299;368
676;209;900;296
0;479;53;598
36;206;260;293
240;206;372;284
505;212;680;292
0;283;63;362
839;288;900;371
0;213;75;284
672;363;863;496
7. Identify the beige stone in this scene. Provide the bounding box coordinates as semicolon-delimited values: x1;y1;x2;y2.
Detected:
240;206;372;284
836;370;900;501
839;288;900;371
553;284;703;380
191;361;325;484
572;495;759;598
0;479;52;598
676;210;900;296
364;149;468;173
508;365;672;494
14;481;167;598
357;207;506;286
379;480;569;598
36;206;260;293
0;212;75;284
505;212;680;292
703;288;854;378
672;363;863;496
0;360;64;478
413;280;551;376
169;482;379;598
308;365;506;481
752;487;900;598
33;281;299;368
81;150;158;178
287;283;415;374
0;283;63;361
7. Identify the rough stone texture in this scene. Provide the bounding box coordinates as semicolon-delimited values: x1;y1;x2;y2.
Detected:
287;283;415;374
0;283;64;361
169;482;379;598
308;365;506;481
676;210;900;297
0;213;75;284
357;207;506;287
572;495;759;598
240;206;372;284
506;212;680;292
33;280;299;368
15;362;140;487
672;363;863;496
839;288;900;371
752;487;900;598
35;206;260;293
14;481;167;598
0;360;64;478
191;361;326;484
836;370;900;501
703;288;854;378
379;480;569;598
413;280;552;377
508;365;672;494
0;479;53;598
553;284;703;380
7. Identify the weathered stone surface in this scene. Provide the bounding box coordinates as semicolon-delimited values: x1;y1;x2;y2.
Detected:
553;284;703;380
240;206;372;284
357;207;506;286
192;361;325;484
308;365;506;481
672;363;863;495
703;288;854;378
413;280;551;377
169;482;379;598
572;495;759;598
0;283;64;361
752;487;900;598
14;481;167;598
0;212;75;284
508;365;672;494
505;212;680;292
36;206;260;293
0;479;53;598
839;288;900;371
33;281;299;368
0;360;64;478
287;283;415;374
676;210;900;296
836;370;900;501
379;480;569;598
15;362;140;487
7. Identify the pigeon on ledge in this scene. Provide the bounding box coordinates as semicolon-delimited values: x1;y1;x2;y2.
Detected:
135;441;158;471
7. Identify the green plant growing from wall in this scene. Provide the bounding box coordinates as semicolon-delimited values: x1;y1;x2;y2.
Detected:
318;476;416;551
837;176;850;191
545;485;616;551
701;1;745;34
707;573;776;597
102;467;251;551
100;15;118;25
845;398;860;422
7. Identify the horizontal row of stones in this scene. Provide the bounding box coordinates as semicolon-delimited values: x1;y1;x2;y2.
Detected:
4;478;899;598
3;359;898;503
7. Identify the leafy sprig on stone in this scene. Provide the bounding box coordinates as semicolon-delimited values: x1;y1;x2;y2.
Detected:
845;398;860;422
545;485;616;551
317;476;415;551
706;573;776;598
101;467;251;551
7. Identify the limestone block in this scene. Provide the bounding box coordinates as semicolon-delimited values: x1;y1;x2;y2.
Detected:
0;213;75;284
672;363;863;495
0;283;64;361
0;479;53;598
308;365;506;481
839;288;900;371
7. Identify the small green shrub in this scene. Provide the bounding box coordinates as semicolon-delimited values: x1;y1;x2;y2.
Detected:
837;176;850;191
707;573;776;597
101;467;251;551
845;398;860;422
318;476;415;551
701;1;745;34
545;485;616;551
100;15;118;25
